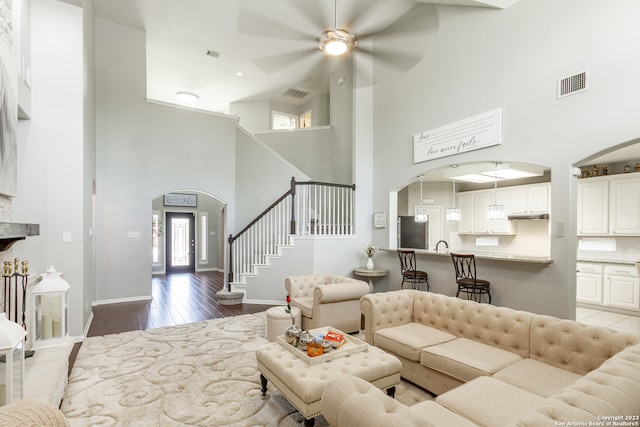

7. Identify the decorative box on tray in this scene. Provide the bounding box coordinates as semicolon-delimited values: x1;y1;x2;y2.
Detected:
276;326;368;365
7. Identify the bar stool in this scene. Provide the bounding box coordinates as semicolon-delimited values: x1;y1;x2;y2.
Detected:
397;250;429;291
450;253;491;303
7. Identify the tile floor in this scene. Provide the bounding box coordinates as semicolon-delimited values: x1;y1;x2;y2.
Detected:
576;306;640;334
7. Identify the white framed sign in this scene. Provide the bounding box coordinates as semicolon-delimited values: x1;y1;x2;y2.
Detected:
373;212;386;228
413;107;502;163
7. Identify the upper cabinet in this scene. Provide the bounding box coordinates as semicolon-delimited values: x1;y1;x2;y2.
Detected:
578;173;640;236
508;184;550;215
577;178;609;235
457;188;514;235
609;176;640;234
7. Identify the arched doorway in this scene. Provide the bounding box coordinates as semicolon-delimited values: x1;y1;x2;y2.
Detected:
151;190;226;276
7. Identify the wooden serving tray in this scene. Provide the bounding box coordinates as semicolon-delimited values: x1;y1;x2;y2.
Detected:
276;326;368;365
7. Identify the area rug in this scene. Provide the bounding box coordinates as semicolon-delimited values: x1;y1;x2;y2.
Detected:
62;312;432;426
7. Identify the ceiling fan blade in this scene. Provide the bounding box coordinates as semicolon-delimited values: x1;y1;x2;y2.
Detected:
364;3;439;40
252;48;320;74
237;9;317;41
356;44;424;73
287;0;329;34
354;3;438;75
348;0;416;37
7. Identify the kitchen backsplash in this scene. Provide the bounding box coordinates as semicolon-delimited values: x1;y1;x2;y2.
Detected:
577;236;640;263
449;220;551;257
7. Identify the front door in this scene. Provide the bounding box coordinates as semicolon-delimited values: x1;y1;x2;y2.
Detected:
166;212;195;273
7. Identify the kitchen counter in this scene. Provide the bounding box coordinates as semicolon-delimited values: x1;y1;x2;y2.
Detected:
386;248;553;264
577;258;639;266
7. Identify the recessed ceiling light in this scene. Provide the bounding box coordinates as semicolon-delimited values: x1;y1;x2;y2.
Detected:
175;91;199;105
236;72;244;77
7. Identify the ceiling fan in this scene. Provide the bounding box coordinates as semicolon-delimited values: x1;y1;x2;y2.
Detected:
237;0;438;82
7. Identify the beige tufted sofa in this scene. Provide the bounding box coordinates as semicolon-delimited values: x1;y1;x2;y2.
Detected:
0;399;69;426
285;274;369;333
321;290;640;427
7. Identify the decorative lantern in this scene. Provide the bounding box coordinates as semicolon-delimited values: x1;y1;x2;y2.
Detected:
0;313;26;405
29;266;70;350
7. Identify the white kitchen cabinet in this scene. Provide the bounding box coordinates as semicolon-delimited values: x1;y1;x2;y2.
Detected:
609;175;640;235
604;265;639;311
577;178;609;235
508;184;550;215
474;190;511;234
576;263;603;304
457;192;474;234
458;190;512;234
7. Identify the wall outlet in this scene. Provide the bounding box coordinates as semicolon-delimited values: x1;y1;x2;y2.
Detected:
62;232;72;243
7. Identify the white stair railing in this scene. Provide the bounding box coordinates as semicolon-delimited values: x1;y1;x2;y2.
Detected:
228;178;355;287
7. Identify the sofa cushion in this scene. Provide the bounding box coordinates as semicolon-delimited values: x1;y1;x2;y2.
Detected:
529;314;640;375
509;343;640;426
436;376;545;427
375;323;457;361
406;400;478;427
413;292;533;359
291;297;313;318
493;358;582;397
421;337;522;382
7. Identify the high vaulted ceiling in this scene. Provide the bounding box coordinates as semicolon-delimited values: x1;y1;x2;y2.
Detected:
61;0;517;114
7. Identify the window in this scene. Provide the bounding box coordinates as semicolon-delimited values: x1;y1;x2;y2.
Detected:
152;212;160;263
272;111;298;130
200;213;208;263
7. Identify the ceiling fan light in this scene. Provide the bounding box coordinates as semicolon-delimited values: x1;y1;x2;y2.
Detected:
319;30;356;56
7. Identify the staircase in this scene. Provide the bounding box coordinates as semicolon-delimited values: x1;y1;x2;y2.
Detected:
227;177;356;301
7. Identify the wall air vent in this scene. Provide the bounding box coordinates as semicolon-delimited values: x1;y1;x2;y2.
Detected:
206;50;220;58
557;70;589;98
283;88;309;99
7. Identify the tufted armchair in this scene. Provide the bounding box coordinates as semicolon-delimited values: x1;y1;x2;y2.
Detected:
284;274;370;333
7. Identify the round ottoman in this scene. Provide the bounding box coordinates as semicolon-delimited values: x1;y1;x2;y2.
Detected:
265;306;301;342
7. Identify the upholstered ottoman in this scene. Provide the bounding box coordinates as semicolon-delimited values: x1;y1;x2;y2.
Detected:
265;306;301;341
256;341;401;426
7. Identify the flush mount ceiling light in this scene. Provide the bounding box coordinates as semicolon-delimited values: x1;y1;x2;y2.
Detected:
445;163;544;183
175;91;199;105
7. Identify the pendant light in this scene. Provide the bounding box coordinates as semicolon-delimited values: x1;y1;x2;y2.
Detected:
414;175;428;223
446;177;461;221
487;162;505;220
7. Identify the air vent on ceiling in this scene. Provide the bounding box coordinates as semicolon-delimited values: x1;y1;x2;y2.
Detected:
557;70;589;98
206;50;220;58
283;88;309;99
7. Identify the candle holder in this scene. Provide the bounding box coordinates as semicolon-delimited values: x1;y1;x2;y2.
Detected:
28;266;70;350
0;313;26;406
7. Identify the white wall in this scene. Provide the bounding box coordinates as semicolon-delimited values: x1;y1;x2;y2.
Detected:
94;17;240;302
367;0;640;319
13;0;85;336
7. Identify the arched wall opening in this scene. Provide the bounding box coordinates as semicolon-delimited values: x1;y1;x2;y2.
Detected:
151;190;227;276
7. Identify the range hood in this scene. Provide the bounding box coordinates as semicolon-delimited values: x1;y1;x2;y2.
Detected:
507;213;550;221
0;222;40;251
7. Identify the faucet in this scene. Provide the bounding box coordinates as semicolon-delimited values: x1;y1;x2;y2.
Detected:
435;240;449;253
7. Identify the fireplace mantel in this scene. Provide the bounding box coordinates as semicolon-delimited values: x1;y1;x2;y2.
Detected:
0;222;40;251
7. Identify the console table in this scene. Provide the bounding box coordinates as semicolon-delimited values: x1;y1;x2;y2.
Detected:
354;267;388;292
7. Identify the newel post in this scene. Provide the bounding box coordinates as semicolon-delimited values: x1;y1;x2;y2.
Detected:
290;177;297;235
227;234;234;290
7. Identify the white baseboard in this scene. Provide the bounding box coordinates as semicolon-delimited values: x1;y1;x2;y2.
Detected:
80;310;94;341
93;295;152;306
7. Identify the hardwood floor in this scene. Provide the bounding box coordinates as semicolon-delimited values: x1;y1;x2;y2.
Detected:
69;271;275;371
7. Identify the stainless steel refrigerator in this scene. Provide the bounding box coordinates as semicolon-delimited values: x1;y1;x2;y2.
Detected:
397;216;427;249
